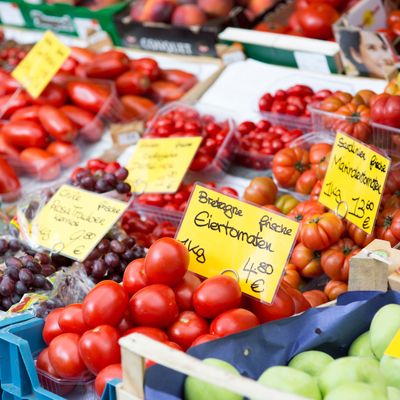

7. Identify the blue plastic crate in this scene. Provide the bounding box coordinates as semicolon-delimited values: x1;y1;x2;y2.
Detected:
0;317;120;400
0;313;33;330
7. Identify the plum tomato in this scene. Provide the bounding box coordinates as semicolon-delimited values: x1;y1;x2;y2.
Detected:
210;308;259;337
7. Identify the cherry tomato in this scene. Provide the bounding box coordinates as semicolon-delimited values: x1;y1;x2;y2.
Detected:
144;238;189;286
192;276;242;319
43;308;64;345
173;272;201;311
83;281;128;328
210;308;259;337
95;364;122;398
2;120;48;149
79;325;121;374
20;148;61;181
58;304;88;335
48;333;87;379
47;141;81;168
167;311;209;350
129;284;179;328
123;258;147;296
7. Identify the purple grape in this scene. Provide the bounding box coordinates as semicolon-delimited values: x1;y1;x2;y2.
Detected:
41;265;56;277
0;239;8;255
92;259;108;279
103;173;117;188
1;297;12;310
122;237;136;248
104;252;120;269
19;268;34;285
32;274;46;288
26;260;42;274
5;266;20;281
81;176;96;190
11;293;21;304
15;281;28;295
95;179;112;193
20;255;34;266
6;257;23;270
34;252;50;265
122;249;137;261
0;277;15;297
115;167;128;181
43;280;53;291
87;248;101;261
8;239;20;252
116;182;131;194
110;240;125;254
106;273;121;282
97;239;110;254
76;169;91;181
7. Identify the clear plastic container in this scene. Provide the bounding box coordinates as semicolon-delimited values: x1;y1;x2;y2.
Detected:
370;122;400;158
234;148;274;170
259;110;312;132
144;102;239;175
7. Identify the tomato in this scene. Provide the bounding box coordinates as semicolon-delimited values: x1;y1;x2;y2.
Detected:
352;89;376;107
275;194;299;214
190;334;219;347
193;275;242;319
95;364;122;398
87;158;107;172
346;221;375;247
272;147;309;188
79;325;121;374
291;243;323;278
319;96;345;112
47;141;81;168
173;271;201;311
376;208;400;246
58;304;88;335
297;4;339;39
121;95;156;120
60;56;78;74
67;81;110;114
69;46;96;64
299;212;344;251
150;81;186;102
84;50;130;79
20;148;61;181
288;200;325;224
42;308;64;345
310;180;323;202
313;151;330;180
243;176;278;205
0;70;20;94
281;281;310;313
31;83;67;108
83;281;128;328
0;158;20;202
249;286;295;323
384;168;400;195
129;284;179;328
48;333;87;379
303;290;329;307
10;105;40;123
321;238;360;282
371;94;400;128
60;105;104;142
144;238;189;286
306;0;344;9
123;258;147;296
130;58;161;81
283;263;302;289
116;71;151;96
2;120;47;149
0;91;30;119
263;204;281;213
161;69;197;90
167;311;209;350
122;326;168;342
0;132;19;160
388;10;400;27
210;308;259;337
38;106;77;142
309;143;332;165
37;348;59;377
324;280;347;301
296;169;318;195
383;192;400;210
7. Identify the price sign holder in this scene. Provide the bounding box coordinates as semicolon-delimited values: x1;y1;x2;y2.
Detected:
385;329;400;358
31;185;128;262
319;132;390;234
126;137;202;194
11;31;70;98
176;184;299;304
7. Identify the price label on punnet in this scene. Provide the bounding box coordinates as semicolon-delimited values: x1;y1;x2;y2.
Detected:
31;185;128;262
319;132;390;234
176;184;300;303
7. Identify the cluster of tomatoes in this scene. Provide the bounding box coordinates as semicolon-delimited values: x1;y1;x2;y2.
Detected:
378;10;400;41
258;84;332;120
236;119;303;169
145;105;235;173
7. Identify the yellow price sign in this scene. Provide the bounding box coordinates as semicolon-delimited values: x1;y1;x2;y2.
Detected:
319;132;390;234
12;31;70;98
176;185;299;303
31;185;128;262
126;137;202;194
385;329;400;358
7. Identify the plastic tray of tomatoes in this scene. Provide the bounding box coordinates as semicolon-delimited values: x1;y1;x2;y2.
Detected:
143;102;239;175
259;110;312;133
370;122;400;158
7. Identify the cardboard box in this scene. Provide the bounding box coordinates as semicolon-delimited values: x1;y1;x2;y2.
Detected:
219;0;342;74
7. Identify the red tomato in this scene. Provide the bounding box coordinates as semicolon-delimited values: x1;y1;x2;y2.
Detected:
167;311;209;350
0;158;20;202
95;364;122;398
0;70;20;94
79;325;121;374
291;242;323;278
303;289;329;307
121;95;156;120
0;91;30;118
10;105;40;123
20;148;61;181
69;46;95;64
144;238;189;286
58;304;88;335
388;10;400;27
122;326;168;342
123;258;147;296
47;141;81;168
150;81;186;103
281;281;311;313
48;333;87;379
210;308;259;337
129;284;179;328
84;50;130;79
295;169;318;195
130;58;161;81
37;348;59;377
116;71;151;96
31;83;67;108
117;311;134;335
190;334;218;347
83;281;128;328
297;3;339;40
161;69;197;90
1;120;48;149
192;276;242;319
324;280;347;301
371;94;400;128
67;81;111;114
0;132;20;159
38;106;77;142
173;272;202;311
42;308;64;345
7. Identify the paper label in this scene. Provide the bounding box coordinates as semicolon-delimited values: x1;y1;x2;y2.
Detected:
385;329;400;358
294;51;331;75
176;185;299;303
126;137;202;194
11;31;70;98
319;132;390;234
31;185;128;261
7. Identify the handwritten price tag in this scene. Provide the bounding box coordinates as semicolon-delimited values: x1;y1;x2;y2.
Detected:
176;185;299;303
12;31;70;98
319;132;390;234
126;137;202;193
385;329;400;358
31;185;128;261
